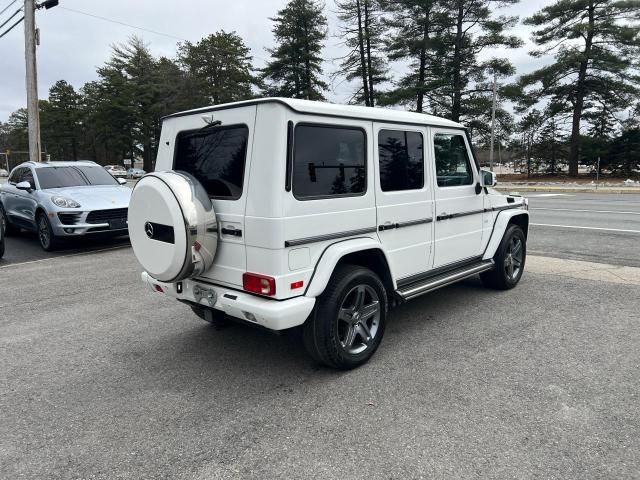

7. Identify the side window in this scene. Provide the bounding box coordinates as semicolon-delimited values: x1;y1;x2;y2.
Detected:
20;169;36;189
8;168;23;185
293;124;366;199
434;133;473;187
378;129;424;191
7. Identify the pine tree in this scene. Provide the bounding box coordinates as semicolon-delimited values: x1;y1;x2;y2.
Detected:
178;31;256;105
436;0;521;123
379;0;444;112
262;0;328;100
40;80;82;160
520;0;640;177
335;0;388;106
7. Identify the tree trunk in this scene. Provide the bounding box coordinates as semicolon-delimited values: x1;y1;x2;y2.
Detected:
355;0;370;106
416;7;431;113
451;1;464;122
363;0;375;107
568;1;595;177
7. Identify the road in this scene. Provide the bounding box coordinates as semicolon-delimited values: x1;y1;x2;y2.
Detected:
1;245;639;479
526;192;640;267
2;190;639;268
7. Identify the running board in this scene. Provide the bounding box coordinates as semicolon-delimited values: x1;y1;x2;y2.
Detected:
396;260;495;301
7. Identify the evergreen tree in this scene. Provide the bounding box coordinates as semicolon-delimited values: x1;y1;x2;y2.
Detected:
262;0;328;100
335;0;388;106
178;31;256;105
436;1;521;123
519;0;640;177
40;80;83;160
379;0;444;112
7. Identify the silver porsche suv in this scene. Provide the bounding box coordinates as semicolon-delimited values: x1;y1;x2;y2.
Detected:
0;161;131;251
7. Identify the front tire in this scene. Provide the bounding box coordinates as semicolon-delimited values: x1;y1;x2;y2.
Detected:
303;264;388;370
37;212;57;251
480;224;526;290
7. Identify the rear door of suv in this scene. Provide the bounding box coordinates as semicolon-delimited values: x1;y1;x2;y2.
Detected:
163;105;257;288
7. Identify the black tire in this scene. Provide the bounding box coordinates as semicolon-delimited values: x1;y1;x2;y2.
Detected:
36;212;57;251
303;264;388;370
190;305;231;329
480;224;526;290
0;203;18;236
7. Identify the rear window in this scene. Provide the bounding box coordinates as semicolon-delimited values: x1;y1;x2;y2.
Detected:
174;125;249;199
292;124;366;199
37;166;119;189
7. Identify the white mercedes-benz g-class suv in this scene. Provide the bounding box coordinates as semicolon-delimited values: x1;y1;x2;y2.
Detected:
128;98;528;369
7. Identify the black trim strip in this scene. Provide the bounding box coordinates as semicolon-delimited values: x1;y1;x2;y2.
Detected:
436;209;484;221
285;120;293;192
397;255;483;289
378;218;432;231
285;227;377;248
488;204;526;213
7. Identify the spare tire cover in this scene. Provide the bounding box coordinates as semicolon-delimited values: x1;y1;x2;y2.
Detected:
128;171;218;282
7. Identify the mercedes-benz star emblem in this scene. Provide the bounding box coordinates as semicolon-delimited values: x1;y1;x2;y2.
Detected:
145;221;154;239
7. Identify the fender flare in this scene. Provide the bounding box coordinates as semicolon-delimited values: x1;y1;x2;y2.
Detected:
305;237;393;298
482;209;530;260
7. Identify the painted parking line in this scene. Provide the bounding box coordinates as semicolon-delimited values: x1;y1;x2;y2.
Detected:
528;193;575;197
531;223;640;234
531;207;640;215
0;245;130;269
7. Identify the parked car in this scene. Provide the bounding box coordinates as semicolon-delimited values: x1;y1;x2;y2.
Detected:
127;168;146;179
128;98;529;369
103;165;128;178
0;168;9;177
0;161;131;251
0;212;4;259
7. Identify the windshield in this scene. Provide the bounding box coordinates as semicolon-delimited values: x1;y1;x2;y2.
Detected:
36;166;120;189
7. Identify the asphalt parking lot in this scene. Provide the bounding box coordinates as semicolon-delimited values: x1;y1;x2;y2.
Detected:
1;192;640;479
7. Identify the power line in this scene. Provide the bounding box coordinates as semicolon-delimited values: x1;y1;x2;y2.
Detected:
0;6;20;30
0;0;17;16
58;6;187;42
0;13;21;38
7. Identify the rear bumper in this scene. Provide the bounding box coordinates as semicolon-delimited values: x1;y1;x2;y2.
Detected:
141;272;315;331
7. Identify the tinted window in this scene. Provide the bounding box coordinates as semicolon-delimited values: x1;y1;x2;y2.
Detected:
8;168;24;184
20;169;35;189
37;166;120;189
293;125;366;199
378;130;424;191
434;133;473;187
175;125;248;199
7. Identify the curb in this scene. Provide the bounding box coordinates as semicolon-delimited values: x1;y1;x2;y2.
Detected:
495;186;640;194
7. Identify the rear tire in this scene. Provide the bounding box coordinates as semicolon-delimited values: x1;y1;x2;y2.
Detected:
480;224;526;290
0;204;18;236
36;212;57;252
303;264;388;370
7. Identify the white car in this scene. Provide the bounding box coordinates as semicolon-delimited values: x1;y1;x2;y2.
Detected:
128;98;529;369
103;165;127;179
0;168;9;177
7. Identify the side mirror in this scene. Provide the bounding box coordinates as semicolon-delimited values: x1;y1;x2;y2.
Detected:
480;169;497;188
16;181;33;192
118;178;127;185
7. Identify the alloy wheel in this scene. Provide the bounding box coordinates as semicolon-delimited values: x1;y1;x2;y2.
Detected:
38;215;50;249
504;235;523;281
337;284;381;355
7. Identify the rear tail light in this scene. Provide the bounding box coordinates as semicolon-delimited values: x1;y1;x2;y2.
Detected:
243;273;276;296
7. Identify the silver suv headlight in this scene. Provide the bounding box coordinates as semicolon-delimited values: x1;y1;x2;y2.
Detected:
51;196;81;208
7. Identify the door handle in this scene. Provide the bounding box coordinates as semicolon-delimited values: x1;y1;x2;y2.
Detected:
221;227;242;237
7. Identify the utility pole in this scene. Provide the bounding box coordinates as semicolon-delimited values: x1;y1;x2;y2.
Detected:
489;71;497;172
24;0;40;162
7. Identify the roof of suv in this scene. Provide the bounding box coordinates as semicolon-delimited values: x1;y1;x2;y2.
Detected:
163;97;464;129
23;161;99;168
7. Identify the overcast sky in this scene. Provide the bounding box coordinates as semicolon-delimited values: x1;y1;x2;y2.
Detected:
0;0;555;122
